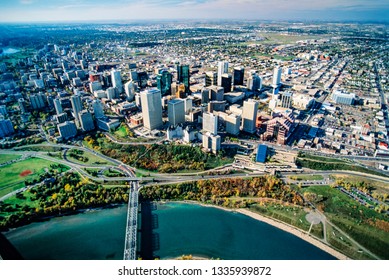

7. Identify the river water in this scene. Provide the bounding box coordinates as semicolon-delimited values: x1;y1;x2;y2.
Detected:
4;202;335;260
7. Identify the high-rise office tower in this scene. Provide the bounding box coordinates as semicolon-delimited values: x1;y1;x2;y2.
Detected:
226;114;241;136
247;72;262;92
124;80;135;101
92;100;104;119
58;121;77;140
111;69;123;94
70;94;83;124
79;110;95;132
176;63;190;93
137;71;148;89
107;87;118;100
205;71;218;87
54;98;63;115
0;119;14;138
140;88;163;130
184;98;192;114
157;70;173;96
208;85;224;101
233;67;244;86
168;99;185;126
242;99;258;134
221;74;232;93
202;112;218;135
272;66;282;94
201;88;210;104
176;83;186;99
217;61;229;86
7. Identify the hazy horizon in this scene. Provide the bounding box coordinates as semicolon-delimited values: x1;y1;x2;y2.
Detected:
0;0;388;23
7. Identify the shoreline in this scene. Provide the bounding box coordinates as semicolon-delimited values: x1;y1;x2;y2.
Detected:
1;203;124;233
175;200;349;260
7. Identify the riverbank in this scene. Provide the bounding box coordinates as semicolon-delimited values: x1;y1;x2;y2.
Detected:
1;203;125;233
175;200;348;260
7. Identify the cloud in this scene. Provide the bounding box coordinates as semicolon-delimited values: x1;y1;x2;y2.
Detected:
1;0;388;22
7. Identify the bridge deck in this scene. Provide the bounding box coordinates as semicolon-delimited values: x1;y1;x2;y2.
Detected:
123;182;139;260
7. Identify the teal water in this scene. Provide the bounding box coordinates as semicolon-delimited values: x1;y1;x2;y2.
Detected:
4;202;335;260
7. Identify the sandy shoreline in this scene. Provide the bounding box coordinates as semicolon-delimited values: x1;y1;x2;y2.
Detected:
178;201;349;260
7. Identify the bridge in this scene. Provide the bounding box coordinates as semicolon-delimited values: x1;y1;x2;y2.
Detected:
120;163;141;260
123;181;139;260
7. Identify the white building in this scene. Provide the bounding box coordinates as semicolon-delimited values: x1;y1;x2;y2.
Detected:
242;99;258;134
331;90;355;105
226;114;241;136
124;80;135;101
202;132;221;154
217;61;229;87
202;112;218;135
272;66;282;87
184;98;192;114
292;93;315;110
140;88;163;130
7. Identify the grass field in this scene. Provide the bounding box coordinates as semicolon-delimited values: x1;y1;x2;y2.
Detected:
330;174;389;192
0;158;70;198
15;145;62;152
0;154;21;164
114;125;129;138
103;168;125;177
1;191;39;214
67;149;109;165
296;155;388;178
300;153;349;164
302;185;389;259
326;223;375;260
204;156;234;170
257;33;328;45
249;202;325;239
289;174;324;181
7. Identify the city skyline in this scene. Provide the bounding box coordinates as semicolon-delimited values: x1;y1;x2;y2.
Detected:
0;0;388;23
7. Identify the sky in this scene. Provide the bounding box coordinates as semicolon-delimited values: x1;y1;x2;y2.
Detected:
0;0;388;23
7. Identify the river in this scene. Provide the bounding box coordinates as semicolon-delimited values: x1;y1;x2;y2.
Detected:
3;202;335;260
